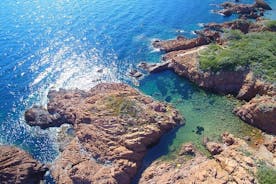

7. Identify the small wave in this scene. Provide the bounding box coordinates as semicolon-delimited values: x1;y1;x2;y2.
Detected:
149;38;161;53
197;23;204;27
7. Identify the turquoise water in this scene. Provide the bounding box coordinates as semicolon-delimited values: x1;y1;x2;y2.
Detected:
0;0;274;165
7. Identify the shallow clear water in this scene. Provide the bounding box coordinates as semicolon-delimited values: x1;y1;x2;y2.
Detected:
0;0;274;164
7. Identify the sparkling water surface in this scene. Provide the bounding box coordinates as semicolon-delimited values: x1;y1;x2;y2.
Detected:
0;0;274;166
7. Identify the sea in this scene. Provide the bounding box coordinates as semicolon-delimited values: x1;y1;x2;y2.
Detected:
0;0;275;181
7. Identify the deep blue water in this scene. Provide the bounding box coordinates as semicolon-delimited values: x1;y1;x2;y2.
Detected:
0;0;274;164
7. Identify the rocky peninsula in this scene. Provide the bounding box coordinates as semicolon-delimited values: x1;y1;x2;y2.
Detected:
25;83;182;184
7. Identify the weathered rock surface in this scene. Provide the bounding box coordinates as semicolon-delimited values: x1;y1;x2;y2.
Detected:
234;95;276;134
217;0;272;19
138;133;273;184
26;83;182;184
204;19;273;34
264;137;276;153
178;143;196;156
25;105;64;129
0;145;48;184
152;30;220;52
255;0;272;10
206;142;223;155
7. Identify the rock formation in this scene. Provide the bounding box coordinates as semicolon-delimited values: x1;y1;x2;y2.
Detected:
152;30;220;52
234;95;276;134
216;0;272;19
26;83;182;184
0;145;48;184
144;45;276;134
204;19;274;34
138;133;275;184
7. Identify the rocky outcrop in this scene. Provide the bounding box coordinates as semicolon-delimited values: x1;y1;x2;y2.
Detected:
206;142;223;155
217;0;272;19
204;19;273;34
152;30;220;52
144;45;276;134
25;105;65;129
26;83;182;184
162;46;275;99
255;0;272;10
138;133;266;184
234;95;276;134
0;145;48;184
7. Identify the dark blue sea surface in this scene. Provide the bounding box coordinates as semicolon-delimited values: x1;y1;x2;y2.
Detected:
0;0;274;164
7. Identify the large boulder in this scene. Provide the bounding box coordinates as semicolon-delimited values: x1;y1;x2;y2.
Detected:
0;145;48;184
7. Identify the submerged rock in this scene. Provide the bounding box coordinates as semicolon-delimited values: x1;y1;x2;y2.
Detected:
0;145;48;184
26;83;182;184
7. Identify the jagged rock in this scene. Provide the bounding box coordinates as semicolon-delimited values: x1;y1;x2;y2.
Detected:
138;61;171;73
139;135;261;184
206;142;223;155
29;83;182;184
255;0;272;10
152;30;220;52
234;95;276;134
204;19;272;34
129;69;143;79
222;132;235;146
0;145;48;184
179;143;196;156
217;0;272;19
264;137;276;153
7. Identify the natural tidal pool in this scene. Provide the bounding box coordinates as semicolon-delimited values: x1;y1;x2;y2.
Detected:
132;70;263;182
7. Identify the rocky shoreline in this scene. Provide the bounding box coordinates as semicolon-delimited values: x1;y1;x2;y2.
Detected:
0;145;48;184
23;83;181;184
139;1;276;135
138;133;276;184
1;1;275;184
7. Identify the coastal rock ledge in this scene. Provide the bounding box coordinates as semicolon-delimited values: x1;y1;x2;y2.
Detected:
26;83;182;184
0;145;48;184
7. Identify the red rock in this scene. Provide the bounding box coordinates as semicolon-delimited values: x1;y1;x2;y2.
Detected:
32;83;182;184
0;145;48;184
234;95;276;134
221;132;235;146
206;142;223;155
